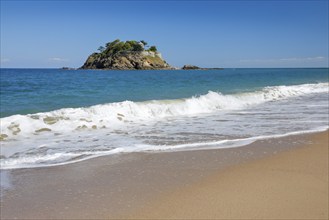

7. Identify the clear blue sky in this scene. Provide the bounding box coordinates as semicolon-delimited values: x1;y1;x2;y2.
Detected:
1;0;328;68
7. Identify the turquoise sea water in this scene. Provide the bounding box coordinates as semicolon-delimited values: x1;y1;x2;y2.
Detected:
1;68;327;117
0;68;328;169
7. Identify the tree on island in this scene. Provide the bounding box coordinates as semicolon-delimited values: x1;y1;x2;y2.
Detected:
97;39;150;56
140;40;148;47
96;39;162;57
149;46;157;52
98;46;105;53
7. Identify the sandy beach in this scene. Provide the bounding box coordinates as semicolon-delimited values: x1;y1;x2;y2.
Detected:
1;131;328;219
134;131;328;219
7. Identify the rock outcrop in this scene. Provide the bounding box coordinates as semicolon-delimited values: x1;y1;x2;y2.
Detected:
182;64;224;70
80;39;172;70
182;65;201;70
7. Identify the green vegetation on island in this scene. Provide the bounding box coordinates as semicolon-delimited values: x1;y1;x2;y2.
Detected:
97;39;157;55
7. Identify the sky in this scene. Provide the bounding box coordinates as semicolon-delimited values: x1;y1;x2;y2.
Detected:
0;0;328;68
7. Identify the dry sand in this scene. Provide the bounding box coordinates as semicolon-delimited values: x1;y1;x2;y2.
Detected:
134;131;328;219
0;131;328;219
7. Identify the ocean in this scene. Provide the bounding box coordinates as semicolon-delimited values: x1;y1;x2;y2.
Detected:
0;68;328;169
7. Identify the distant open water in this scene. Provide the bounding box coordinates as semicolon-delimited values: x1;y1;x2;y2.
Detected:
0;68;328;169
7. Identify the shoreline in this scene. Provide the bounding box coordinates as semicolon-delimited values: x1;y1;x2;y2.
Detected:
1;128;327;170
1;131;328;219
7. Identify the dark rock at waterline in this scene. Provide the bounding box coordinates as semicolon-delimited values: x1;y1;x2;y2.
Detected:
61;67;76;70
182;65;224;70
182;65;201;70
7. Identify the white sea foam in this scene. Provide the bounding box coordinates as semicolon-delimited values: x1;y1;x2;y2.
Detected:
0;82;328;169
1;82;327;140
1;126;327;170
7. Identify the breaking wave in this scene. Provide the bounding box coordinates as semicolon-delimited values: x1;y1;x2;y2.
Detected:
0;82;328;140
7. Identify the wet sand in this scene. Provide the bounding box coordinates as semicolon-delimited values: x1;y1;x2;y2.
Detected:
0;131;328;219
134;131;329;219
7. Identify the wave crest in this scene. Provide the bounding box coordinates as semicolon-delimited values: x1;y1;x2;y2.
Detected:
0;83;328;140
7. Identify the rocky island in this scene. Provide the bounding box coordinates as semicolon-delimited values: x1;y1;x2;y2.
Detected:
182;65;224;70
80;39;172;70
